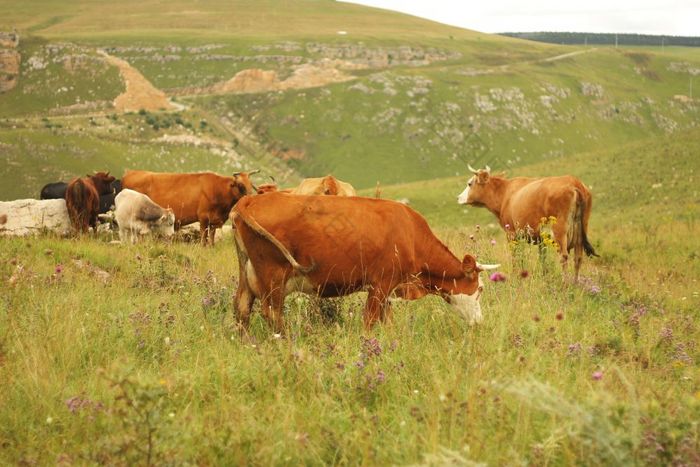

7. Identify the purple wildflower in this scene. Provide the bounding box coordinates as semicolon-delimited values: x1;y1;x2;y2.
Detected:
490;239;497;246
55;264;63;274
592;371;604;381
519;270;529;279
361;336;382;358
489;272;506;282
376;370;386;384
567;343;582;355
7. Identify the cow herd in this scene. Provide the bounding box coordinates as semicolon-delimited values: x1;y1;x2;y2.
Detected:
29;165;596;332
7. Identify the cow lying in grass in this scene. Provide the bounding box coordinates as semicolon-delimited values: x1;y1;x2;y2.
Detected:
232;193;497;333
458;165;597;281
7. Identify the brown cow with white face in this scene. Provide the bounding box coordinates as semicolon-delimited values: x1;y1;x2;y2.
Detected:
122;169;257;245
231;193;497;333
457;165;597;281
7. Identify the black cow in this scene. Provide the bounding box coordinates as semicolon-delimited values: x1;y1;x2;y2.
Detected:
40;179;122;214
40;182;68;200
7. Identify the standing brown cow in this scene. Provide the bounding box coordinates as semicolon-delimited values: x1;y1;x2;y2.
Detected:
457;165;597;281
122;170;257;245
232;193;498;333
65;172;116;234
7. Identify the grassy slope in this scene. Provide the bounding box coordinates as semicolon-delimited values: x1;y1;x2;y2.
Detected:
200;45;698;189
1;1;698;195
0;130;698;465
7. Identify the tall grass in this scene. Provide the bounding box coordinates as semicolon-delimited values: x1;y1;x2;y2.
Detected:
0;203;697;465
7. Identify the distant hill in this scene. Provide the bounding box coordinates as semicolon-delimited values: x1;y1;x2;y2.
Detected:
0;0;699;198
501;32;700;47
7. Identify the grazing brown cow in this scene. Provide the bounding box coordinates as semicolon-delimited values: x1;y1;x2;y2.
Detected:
65;172;116;234
122;170;257;245
291;175;356;196
231;193;497;333
457;165;597;281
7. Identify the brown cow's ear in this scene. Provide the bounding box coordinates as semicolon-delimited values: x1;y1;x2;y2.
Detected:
477;171;490;184
461;254;477;275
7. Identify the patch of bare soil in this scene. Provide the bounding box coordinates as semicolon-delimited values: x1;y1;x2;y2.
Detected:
98;50;176;112
171;59;356;97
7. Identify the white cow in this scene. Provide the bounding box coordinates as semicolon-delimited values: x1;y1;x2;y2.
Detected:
114;189;175;243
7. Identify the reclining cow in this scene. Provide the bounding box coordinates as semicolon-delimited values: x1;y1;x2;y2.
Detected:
114;189;175;243
457;165;597;281
231;193;497;333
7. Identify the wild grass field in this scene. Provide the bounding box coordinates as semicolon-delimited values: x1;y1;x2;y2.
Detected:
1;0;699;464
1;129;698;465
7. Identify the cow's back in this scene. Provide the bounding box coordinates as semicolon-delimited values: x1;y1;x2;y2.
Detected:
235;193;420;284
123;170;204;224
502;176;585;231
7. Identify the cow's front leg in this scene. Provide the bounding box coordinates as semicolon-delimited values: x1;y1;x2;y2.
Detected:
363;284;390;330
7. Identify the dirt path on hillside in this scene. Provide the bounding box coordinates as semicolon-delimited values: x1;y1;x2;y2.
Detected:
540;48;598;63
98;50;177;112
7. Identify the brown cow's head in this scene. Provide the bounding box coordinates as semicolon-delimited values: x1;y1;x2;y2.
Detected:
442;255;500;325
91;171;116;196
321;175;339;195
457;165;491;205
231;170;259;199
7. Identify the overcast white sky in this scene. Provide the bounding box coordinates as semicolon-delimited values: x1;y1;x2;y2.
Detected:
343;0;699;36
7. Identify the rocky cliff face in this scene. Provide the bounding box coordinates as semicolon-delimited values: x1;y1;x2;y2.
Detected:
0;32;20;93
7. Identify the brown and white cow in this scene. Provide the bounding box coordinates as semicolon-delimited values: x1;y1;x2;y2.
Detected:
291;175;356;196
457;165;597;280
65;172;116;234
114;189;175;243
231;193;497;333
122;169;257;245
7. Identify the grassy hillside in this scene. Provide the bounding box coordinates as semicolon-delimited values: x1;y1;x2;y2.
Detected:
0;128;698;465
2;0;697;198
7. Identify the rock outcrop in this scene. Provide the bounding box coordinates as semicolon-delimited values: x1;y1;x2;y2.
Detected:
0;199;71;236
0;31;20;93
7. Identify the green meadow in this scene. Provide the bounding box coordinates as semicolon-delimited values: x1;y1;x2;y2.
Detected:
0;0;699;464
1;129;698;465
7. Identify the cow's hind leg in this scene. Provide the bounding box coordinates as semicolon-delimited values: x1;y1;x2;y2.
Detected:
552;222;569;278
234;244;255;331
260;282;286;335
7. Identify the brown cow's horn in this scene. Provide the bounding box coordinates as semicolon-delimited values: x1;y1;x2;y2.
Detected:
269;175;276;183
485;165;491;173
233;172;241;177
248;169;261;175
467;164;478;174
477;263;500;270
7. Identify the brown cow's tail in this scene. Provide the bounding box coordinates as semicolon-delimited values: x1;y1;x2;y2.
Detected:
232;208;316;273
569;189;598;257
66;180;88;232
